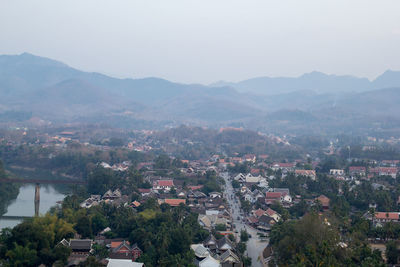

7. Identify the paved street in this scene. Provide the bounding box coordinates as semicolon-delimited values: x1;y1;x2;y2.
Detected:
221;172;268;267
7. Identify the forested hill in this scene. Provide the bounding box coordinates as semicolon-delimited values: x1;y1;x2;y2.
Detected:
2;53;400;136
0;53;259;124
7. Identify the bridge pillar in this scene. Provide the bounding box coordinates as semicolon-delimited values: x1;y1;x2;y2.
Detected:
34;183;40;216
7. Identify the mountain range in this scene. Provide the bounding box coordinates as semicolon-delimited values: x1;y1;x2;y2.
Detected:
1;53;400;135
211;70;400;95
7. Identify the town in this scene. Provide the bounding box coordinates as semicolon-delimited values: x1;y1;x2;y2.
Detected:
1;124;400;266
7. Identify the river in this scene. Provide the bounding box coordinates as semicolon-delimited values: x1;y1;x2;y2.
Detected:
0;184;67;229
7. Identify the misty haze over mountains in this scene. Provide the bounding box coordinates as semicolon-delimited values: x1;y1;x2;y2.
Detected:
211;70;400;95
1;53;400;135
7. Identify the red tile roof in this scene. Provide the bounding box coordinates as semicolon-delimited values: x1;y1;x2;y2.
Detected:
316;195;330;207
379;167;398;173
375;212;399;220
164;199;186;207
156;180;174;187
132;201;141;207
266;208;277;217
248;216;259;224
266;192;282;199
111;241;130;248
254;209;266;218
188;185;203;190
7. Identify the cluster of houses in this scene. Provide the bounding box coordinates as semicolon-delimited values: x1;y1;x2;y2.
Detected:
233;172;294;206
247;208;282;232
59;238;144;267
247;191;330;232
329;160;400;180
80;189;129;208
363;196;400;228
231;171;334;232
191;234;242;267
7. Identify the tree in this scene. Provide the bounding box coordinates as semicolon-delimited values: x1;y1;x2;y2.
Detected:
232;180;240;189
386;241;398;264
237;242;246;254
75;215;92;238
270;213;339;265
91;213;108;235
5;243;39;267
270;213;385;266
240;230;249;242
92;244;109;259
215;224;227;231
154;154;171;169
241;200;251;213
242;256;252;266
87;166;116;195
1;214;74;266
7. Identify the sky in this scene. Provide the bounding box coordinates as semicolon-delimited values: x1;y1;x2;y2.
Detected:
1;0;400;84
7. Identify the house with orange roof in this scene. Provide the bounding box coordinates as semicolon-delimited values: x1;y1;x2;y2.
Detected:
153;179;174;191
188;185;204;191
131;201;141;208
266;208;281;222
316;195;330;210
253;208;266;218
370;212;400;227
265;192;283;205
159;199;186;207
109;240;142;261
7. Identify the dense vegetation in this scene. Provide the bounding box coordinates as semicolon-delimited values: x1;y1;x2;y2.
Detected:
0;191;208;267
0;214;74;266
0;160;19;216
0;141;146;179
269;213;385;266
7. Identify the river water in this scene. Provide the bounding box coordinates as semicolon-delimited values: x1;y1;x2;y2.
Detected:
0;184;67;229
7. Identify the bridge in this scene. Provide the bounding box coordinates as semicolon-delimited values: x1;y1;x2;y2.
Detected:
0;178;87;216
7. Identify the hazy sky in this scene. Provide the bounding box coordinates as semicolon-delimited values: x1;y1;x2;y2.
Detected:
1;0;400;84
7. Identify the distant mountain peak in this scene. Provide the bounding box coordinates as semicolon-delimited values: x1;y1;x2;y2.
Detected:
20;52;37;57
372;69;400;89
0;52;68;68
378;69;400;76
301;71;327;77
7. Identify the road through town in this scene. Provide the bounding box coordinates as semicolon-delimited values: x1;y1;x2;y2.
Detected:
222;172;268;267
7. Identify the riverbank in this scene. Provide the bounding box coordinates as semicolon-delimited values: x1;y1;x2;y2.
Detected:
0;184;67;229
